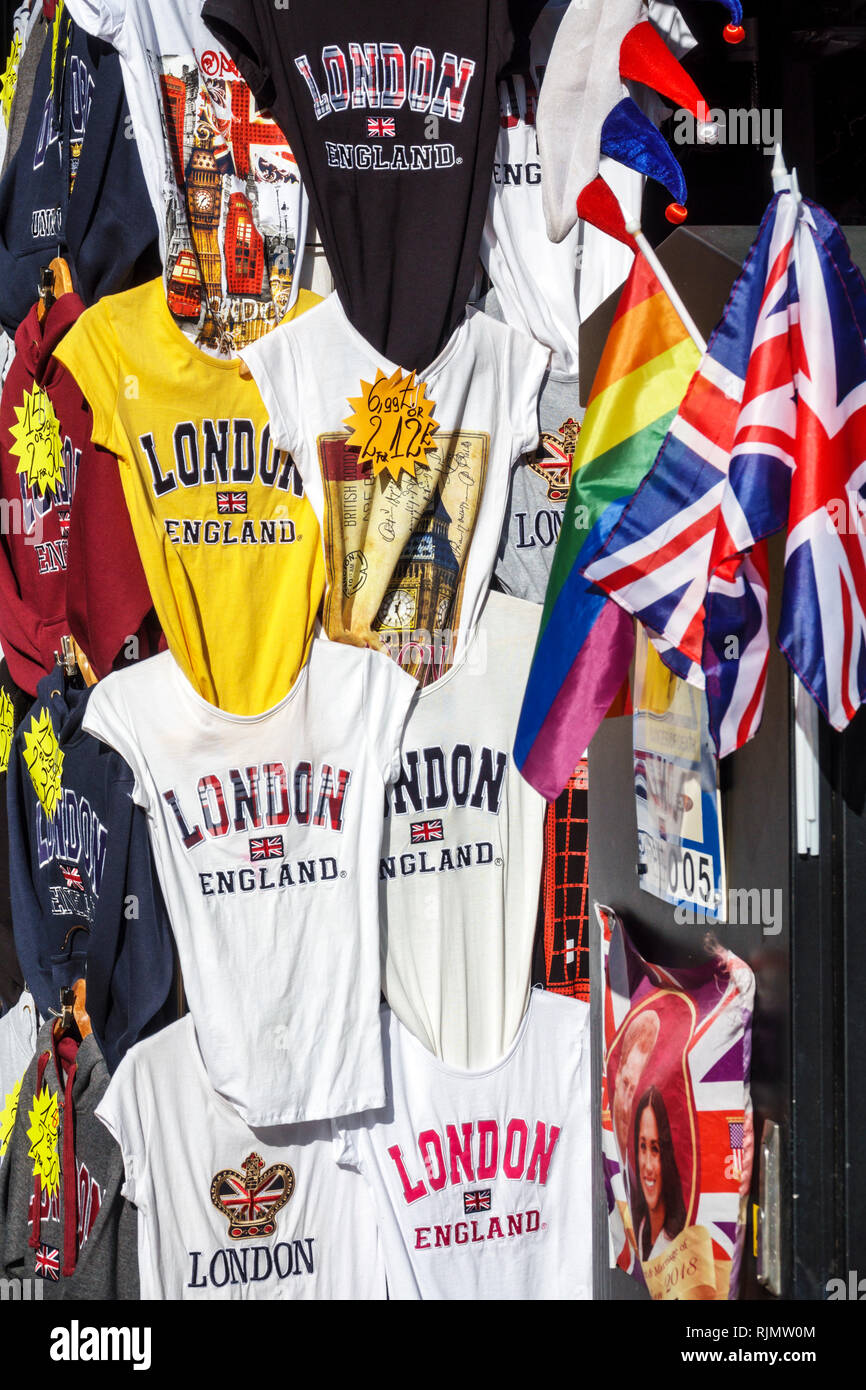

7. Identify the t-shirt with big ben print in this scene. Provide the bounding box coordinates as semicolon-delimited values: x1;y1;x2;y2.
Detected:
241;293;548;687
64;0;309;357
54;278;324;716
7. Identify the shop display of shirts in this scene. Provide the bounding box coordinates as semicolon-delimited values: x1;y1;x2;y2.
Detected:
82;639;417;1128
0;8;158;338
96;1014;388;1300
241;292;548;669
203;0;545;370
0;1019;139;1298
7;667;176;1071
54;277;324;716
380;590;546;1069
65;0;309;356
335;990;592;1301
0;990;38;1167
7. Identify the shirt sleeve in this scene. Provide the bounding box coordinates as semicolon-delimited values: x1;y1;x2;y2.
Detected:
81;677;149;811
363;650;418;785
240;328;304;462
331;1117;362;1173
94;1054;148;1211
52;304;122;457
504;329;550;461
63;0;126;47
201;1;276;112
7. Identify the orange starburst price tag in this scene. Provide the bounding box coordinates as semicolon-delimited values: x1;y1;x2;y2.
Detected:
344;367;439;482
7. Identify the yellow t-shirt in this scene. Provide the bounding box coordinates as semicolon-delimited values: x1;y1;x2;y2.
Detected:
55;279;324;715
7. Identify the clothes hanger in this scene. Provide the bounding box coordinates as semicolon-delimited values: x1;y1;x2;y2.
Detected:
37;255;73;325
51;972;92;1045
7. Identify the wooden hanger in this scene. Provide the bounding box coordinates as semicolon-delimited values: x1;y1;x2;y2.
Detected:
37;255;74;325
52;979;92;1043
71;637;98;688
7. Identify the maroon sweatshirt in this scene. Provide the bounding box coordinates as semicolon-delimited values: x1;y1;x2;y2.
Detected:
0;294;160;693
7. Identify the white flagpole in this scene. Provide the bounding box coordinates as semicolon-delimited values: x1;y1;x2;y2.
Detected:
623;214;708;356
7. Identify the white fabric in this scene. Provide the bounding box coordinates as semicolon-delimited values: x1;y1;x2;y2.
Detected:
83;642;417;1127
0;991;38;1165
335;991;592;1301
482;3;636;375
380;591;546;1069
96;1016;386;1300
536;0;643;244
64;0;308;348
241;293;549;666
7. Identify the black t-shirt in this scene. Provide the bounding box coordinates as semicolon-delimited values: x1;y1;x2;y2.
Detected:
203;0;539;371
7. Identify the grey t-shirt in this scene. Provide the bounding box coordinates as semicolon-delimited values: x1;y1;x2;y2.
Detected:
483;289;583;603
0;1020;138;1298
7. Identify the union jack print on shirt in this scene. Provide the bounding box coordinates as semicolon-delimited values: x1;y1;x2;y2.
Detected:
59;865;84;891
249;835;284;861
35;1244;60;1280
464;1189;491;1214
410;820;444;843
367;117;395;137
216;1170;289;1225
216;491;248;514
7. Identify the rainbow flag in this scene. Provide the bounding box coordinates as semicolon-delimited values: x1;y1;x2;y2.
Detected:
515;253;702;799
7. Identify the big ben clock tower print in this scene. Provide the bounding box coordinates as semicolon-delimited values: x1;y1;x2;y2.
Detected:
377;493;461;685
186;120;224;348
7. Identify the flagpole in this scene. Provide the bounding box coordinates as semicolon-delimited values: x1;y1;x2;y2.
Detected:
624;216;708;356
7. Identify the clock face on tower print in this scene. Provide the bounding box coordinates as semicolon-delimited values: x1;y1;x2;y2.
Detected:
192;187;217;216
379;589;417;630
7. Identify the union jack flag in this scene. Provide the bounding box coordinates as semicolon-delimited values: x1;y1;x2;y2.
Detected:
367;117;395;137
35;1244;60;1280
410;820;444;843
216;491;248;514
249;835;284;861
464;1189;491;1214
582;188;866;754
778;201;866;731
59;864;84;891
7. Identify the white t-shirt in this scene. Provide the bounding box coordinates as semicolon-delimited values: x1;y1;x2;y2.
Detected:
482;3;636;377
96;1016;386;1300
64;0;308;355
83;642;417;1128
0;991;38;1166
335;991;592;1301
240;293;549;666
380;590;546;1069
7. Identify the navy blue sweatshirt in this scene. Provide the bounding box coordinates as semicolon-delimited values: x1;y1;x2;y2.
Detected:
7;667;176;1071
0;660;38;1013
0;9;159;336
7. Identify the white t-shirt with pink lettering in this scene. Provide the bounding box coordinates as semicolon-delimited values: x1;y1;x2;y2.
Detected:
334;989;592;1301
